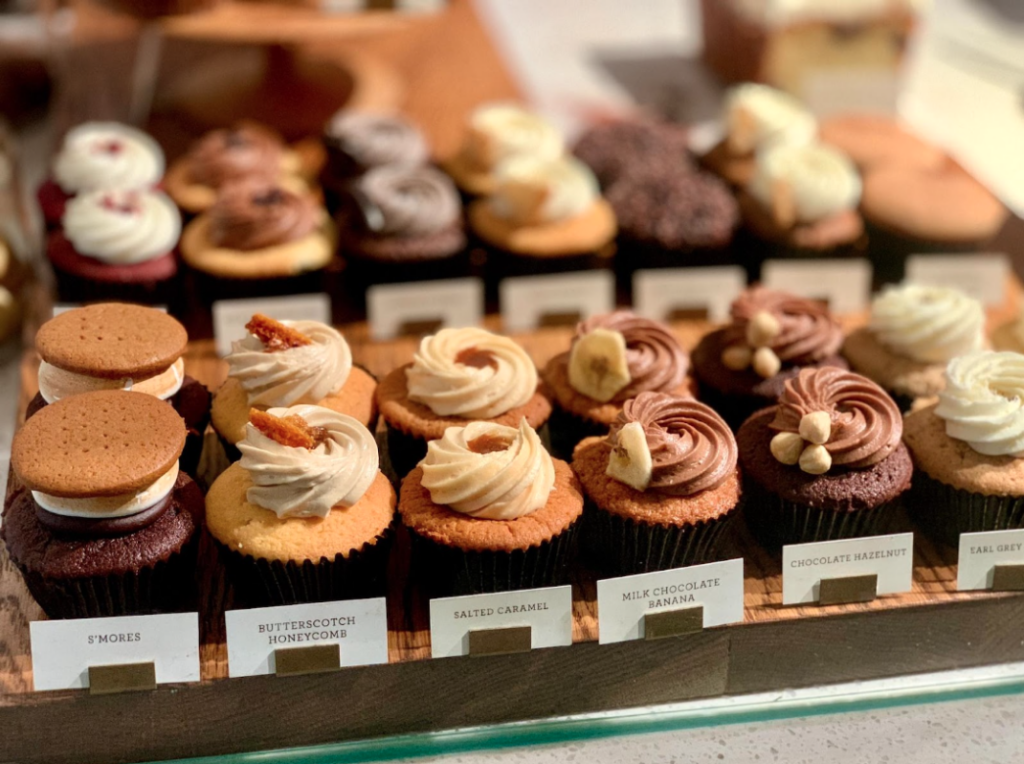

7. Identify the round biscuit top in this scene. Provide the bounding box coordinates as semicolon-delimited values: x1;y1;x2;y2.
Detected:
12;390;186;498
36;303;188;379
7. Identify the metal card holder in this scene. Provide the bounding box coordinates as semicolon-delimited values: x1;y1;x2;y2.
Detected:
991;564;1024;592
818;574;878;606
88;662;157;695
468;626;532;657
274;643;341;677
644;605;704;641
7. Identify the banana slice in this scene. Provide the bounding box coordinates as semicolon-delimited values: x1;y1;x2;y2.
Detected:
568;328;631;403
606;421;652;491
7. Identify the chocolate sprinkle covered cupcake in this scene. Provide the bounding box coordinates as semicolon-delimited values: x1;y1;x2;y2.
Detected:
572;118;692;189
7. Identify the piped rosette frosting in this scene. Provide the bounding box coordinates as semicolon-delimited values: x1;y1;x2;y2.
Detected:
725;84;817;156
869;284;985;364
187;125;285;188
239;405;378;519
747;142;861;226
207;181;319;251
406;327;537;418
458;103;564;174
768;367;902;475
62;188;181;264
226;315;353;409
935;351;1024;456
419;419;555;520
488;155;599;226
354;165;461;237
324;111;428;171
606;392;736;495
52;122;164;193
720;287;843;379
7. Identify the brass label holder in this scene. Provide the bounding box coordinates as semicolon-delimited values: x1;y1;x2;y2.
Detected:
88;662;157;696
274;643;341;677
991;564;1024;592
468;626;532;657
644;605;705;641
818;574;878;606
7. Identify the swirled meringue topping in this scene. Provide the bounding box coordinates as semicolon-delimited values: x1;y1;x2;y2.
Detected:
53;122;164;194
609;392;736;495
226;317;352;408
355;165;460;237
187;125;283;188
936;351;1024;456
747;142;861;223
207;181;319;250
33;463;178;520
870;284;985;363
726;287;843;365
406;327;537;418
239;405;378;519
38;357;185;404
572;312;689;401
420;419;555;520
725;84;817;155
62;188;181;264
324;111;428;170
770;367;902;469
460;103;564;172
488;155;599;225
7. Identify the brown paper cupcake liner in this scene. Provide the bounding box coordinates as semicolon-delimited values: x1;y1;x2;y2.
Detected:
910;471;1024;548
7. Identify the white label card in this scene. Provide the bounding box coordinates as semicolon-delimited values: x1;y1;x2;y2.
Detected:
213;294;331;356
957;529;1024;591
367;278;483;341
782;533;914;605
30;612;200;691
761;259;872;314
500;271;615;332
632;267;747;323
596;559;744;644
905;254;1009;307
429;586;573;658
224;598;388;677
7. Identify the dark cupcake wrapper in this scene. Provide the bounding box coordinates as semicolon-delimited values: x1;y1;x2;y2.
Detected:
864;220;981;288
216;525;394;607
613;235;736;293
548;405;609;461
888;390;917;415
910;471;1024;548
743;232;868;284
691;382;769;433
50;263;181;311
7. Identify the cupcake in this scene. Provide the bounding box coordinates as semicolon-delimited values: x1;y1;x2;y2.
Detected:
211;314;377;459
843;284;985;411
398;418;583;594
47;187;181;306
468;155;617;284
572;118;692;189
164;124;304;215
691;286;847;428
573;392;741;575
206;405;395;605
37;122;164;230
26;303;210;477
3;391;204;618
443;102;564;198
903;352;1024;546
819;114;946;173
737;367;912;547
542;311;691;455
376;327;551;476
700;83;816;188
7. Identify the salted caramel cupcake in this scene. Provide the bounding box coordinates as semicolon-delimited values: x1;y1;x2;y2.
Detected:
398;419;582;594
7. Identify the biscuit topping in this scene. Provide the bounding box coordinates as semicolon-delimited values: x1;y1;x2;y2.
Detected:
245;314;313;351
249;409;329;450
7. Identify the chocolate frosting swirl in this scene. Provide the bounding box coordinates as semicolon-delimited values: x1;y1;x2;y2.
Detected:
187;125;283;188
574;312;688;401
727;286;843;364
208;181;319;250
609;392;736;495
354;165;460;237
770;367;901;468
323;111;428;171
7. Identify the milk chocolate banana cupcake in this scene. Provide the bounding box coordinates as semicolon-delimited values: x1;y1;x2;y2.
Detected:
573;393;741;575
737;367;912;547
691;286;847;428
206;406;395;605
398;419;582;594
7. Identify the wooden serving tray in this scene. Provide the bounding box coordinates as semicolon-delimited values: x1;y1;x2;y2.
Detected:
3;299;1024;764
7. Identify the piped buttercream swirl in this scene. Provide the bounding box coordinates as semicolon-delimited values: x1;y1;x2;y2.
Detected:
207;181;319;250
355;165;460;237
53;122;164;193
459;103;564;172
747;142;861;223
936;351;1024;456
62;188;181;264
725;83;817;154
187;125;284;188
488;155;599;225
870;283;985;363
324;111;428;170
727;287;843;364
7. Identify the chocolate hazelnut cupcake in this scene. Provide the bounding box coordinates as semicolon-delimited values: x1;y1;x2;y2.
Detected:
211;315;377;460
3;391;204;618
903;352;1024;546
376;327;551;476
691;286;848;428
737;367;912;548
543;311;691;455
37;122;164;230
206;406;395;605
573;393;741;575
843;284;985;410
398;419;582;594
572;118;693;189
27;304;210;477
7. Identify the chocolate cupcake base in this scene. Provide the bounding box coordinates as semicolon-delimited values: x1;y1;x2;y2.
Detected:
910;471;1024;548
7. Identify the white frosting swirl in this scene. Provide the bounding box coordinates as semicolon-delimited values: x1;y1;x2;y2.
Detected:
936;351;1024;456
406;327;537;418
725;84;817;154
420;419;555;520
748;142;861;223
62;189;181;264
489;155;598;225
52;122;164;194
870;284;985;363
227;320;353;408
465;103;564;170
239;405;378;519
38;358;184;404
33;463;178;519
